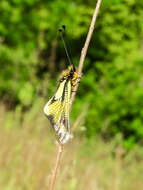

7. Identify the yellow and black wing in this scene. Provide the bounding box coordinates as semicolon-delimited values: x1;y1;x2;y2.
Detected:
44;79;72;144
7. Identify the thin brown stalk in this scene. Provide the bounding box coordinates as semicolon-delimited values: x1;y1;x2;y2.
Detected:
48;143;63;190
48;1;102;189
70;0;102;110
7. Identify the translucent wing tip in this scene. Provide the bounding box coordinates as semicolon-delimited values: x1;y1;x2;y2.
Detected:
59;132;71;144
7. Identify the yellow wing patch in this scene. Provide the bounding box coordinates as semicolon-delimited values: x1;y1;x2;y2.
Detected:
44;65;79;144
44;80;72;144
44;101;63;124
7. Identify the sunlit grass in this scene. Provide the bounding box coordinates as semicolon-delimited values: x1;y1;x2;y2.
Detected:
0;101;143;190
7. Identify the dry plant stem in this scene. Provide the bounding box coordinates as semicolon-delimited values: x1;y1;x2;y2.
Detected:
70;0;102;110
48;143;63;190
48;1;102;189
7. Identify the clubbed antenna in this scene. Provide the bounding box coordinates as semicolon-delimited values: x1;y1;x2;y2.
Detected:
59;25;73;66
62;24;66;30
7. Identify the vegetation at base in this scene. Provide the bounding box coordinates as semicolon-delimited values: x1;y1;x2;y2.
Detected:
0;104;143;190
0;0;143;149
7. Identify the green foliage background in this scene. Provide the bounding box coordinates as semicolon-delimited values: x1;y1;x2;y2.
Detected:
0;0;143;149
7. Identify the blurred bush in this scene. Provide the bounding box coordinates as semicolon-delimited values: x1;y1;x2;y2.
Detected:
0;0;143;148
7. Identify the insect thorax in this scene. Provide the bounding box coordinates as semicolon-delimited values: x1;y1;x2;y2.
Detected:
59;65;78;87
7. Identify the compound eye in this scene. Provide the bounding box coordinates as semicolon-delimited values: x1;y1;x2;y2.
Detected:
70;69;74;75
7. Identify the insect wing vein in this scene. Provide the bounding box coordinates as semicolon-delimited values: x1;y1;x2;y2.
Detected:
44;79;72;144
58;80;71;144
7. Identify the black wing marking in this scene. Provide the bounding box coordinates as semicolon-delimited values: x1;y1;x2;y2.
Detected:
44;79;72;144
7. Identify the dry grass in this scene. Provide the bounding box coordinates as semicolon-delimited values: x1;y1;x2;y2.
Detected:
0;101;143;190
